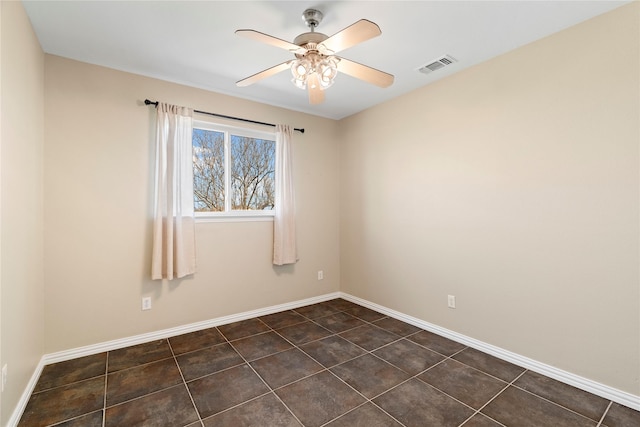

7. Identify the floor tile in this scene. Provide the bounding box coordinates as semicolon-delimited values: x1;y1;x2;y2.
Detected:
481;386;597;427
418;359;507;409
107;339;173;373
276;320;332;345
325;403;403;426
231;331;293;361
331;354;410;399
514;370;609;421
373;338;444;375
18;377;105;427
372;317;422;336
187;364;270;419
168;327;226;355
259;310;307;329
202;393;302;427
20;302;629;427
293;302;340;319
452;347;525;382
54;410;103;427
340;324;400;351
324;298;361;312
218;318;270;341
176;342;244;381
314;312;366;333
344;305;387;322
602;402;640;427
106;357;183;406
373;378;475;427
300;335;367;368
34;353;107;392
407;330;466;356
276;370;366;427
460;413;504;426
250;348;323;389
105;384;199;427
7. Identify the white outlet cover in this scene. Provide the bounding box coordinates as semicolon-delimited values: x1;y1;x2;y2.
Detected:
447;295;456;309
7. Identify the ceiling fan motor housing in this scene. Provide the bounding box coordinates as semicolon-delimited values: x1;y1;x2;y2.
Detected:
293;32;329;49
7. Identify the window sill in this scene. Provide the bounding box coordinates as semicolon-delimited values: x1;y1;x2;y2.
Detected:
195;213;274;223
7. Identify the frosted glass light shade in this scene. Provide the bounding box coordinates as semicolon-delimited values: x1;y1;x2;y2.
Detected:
290;55;338;91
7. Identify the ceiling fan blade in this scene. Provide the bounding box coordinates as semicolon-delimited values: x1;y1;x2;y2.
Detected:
235;29;306;54
318;19;381;54
337;58;394;88
307;74;325;105
236;61;292;87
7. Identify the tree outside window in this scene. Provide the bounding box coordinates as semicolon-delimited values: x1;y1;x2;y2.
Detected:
193;126;275;214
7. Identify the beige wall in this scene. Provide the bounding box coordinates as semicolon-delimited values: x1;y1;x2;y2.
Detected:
340;2;639;395
0;1;45;424
43;56;341;352
1;2;637;421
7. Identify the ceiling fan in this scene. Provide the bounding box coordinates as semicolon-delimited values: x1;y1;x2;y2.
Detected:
235;8;394;105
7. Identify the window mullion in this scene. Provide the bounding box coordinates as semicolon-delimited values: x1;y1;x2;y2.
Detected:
224;130;232;213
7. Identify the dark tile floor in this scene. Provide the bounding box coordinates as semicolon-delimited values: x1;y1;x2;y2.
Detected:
18;298;640;427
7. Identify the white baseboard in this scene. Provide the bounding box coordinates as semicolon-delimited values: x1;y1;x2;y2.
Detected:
339;292;640;412
9;290;639;425
7;292;340;426
6;358;46;427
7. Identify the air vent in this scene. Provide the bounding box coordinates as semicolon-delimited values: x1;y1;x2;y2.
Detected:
418;55;457;75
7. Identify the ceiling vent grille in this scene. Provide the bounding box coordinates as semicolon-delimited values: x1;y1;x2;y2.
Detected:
418;55;457;75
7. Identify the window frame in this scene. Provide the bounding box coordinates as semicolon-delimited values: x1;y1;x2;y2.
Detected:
192;119;277;222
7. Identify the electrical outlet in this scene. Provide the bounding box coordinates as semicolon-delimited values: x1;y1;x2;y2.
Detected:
142;297;152;311
317;270;324;280
447;295;456;309
2;364;7;392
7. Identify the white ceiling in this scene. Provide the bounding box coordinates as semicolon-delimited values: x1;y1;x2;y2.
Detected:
23;1;628;120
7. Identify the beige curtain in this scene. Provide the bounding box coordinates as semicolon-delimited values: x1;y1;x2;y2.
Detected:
151;103;196;279
273;124;298;265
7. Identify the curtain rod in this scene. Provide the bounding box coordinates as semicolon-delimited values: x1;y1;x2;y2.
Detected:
144;99;304;134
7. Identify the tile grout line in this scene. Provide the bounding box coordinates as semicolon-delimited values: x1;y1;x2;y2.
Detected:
597;401;613;427
510;379;610;425
102;352;108;427
27;373;107;396
166;338;205;427
317;400;408;427
454;368;528;427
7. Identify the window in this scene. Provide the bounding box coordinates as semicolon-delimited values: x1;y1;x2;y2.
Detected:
192;121;276;219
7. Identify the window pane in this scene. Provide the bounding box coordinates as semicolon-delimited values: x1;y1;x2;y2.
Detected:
230;134;275;211
193;129;225;212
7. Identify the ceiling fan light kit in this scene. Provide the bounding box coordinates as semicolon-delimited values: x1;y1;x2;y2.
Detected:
236;8;394;105
291;55;339;90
